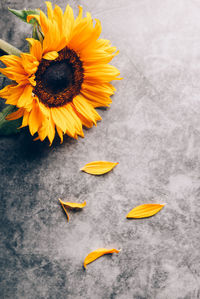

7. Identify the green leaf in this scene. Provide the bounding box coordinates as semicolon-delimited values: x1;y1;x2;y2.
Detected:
8;8;40;25
0;105;22;136
8;8;44;42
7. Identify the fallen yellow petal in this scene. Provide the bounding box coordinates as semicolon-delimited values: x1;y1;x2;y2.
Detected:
59;199;86;222
59;199;86;209
80;161;119;175
126;203;165;219
84;248;120;269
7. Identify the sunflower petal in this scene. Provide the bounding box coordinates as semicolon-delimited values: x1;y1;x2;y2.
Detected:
19;110;30;128
56;126;63;143
20;53;39;75
73;95;101;126
47;114;55;145
59;201;69;221
63;5;74;41
53;5;63;34
70;18;101;53
43;51;58;60
37;120;48;141
59;199;86;209
81;161;119;175
59;199;86;222
51;107;74;138
38;101;50;117
83;248;120;269
0;55;22;67
39;10;49;34
126;204;165;219
0;84;15;98
5;108;24;120
0;65;27;83
17;85;33;108
84;64;120;83
57;106;78;139
81;82;116;96
26;38;42;61
45;1;54;20
73;108;93;128
67;104;84;137
42;20;63;53
28;101;42;135
81;89;112;108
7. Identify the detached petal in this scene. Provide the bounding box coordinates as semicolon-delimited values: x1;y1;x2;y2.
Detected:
59;199;86;209
59;199;86;222
84;248;120;269
81;161;118;175
126;204;165;219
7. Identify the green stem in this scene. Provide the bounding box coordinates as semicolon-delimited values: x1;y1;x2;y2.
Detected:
0;38;22;56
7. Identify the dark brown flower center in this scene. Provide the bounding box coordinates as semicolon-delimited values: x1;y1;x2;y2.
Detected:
43;61;73;94
33;47;84;108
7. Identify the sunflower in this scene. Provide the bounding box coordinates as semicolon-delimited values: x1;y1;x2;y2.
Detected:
0;2;120;144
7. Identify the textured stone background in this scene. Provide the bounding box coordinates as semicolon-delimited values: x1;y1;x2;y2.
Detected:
0;0;200;298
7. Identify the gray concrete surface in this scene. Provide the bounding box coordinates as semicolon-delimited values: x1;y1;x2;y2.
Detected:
0;0;200;298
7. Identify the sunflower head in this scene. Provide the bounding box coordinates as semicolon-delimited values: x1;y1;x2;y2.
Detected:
0;2;121;144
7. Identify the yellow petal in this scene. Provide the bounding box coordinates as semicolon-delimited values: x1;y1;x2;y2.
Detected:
53;5;64;34
59;199;86;222
17;85;33;108
51;106;77;139
67;104;84;137
73;95;102;126
26;38;42;61
81;89;112;108
126;204;165;219
37;120;48;142
63;4;74;41
0;84;18;100
28;102;40;135
83;248;120;269
59;199;86;209
56;126;63;144
80;161;118;175
59;200;69;222
39;10;49;34
19;110;30;128
0;55;22;67
47;114;55;145
45;1;54;20
43;51;58;60
84;64;120;83
5;108;24;120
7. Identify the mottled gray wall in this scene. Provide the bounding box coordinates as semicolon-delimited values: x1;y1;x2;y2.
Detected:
0;0;200;298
